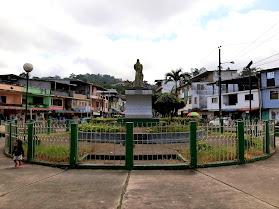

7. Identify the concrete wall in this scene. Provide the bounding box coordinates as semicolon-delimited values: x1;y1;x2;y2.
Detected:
262;88;279;108
0;84;23;92
207;89;259;110
18;79;51;90
261;70;279;88
0;91;22;104
162;81;175;93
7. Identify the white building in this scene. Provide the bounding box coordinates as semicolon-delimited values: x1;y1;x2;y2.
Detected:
178;70;238;119
206;75;261;120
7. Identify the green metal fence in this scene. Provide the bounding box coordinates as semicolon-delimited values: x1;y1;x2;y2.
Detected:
4;119;277;169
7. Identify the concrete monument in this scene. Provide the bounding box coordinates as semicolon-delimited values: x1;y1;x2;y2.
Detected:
125;59;153;119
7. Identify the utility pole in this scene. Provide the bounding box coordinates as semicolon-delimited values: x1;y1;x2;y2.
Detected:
218;46;222;117
246;61;253;124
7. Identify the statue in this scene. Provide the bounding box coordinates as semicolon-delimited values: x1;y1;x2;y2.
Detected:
134;59;144;88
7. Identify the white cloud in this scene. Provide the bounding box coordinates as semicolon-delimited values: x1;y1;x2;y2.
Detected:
0;0;279;84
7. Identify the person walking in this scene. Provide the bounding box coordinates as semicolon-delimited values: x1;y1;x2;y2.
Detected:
12;140;24;168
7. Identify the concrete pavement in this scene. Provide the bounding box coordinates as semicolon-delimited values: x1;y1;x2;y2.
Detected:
1;138;279;209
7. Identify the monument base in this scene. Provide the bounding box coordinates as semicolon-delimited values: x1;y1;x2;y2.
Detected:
125;89;153;119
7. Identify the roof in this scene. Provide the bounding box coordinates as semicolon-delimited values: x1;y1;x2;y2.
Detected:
207;74;260;85
259;67;279;73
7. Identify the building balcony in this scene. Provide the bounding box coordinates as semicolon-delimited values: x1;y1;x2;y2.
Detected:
0;84;23;92
51;90;70;97
22;104;49;108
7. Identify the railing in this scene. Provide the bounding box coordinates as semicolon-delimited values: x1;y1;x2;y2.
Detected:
4;118;277;169
51;90;70;97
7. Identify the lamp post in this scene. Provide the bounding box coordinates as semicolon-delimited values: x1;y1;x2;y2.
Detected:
23;63;33;123
218;46;234;117
245;61;253;124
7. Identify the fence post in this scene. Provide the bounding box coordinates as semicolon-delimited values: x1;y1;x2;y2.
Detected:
253;118;258;136
70;123;78;168
273;120;276;149
190;121;197;168
265;120;270;154
47;119;51;135
220;118;224;134
125;122;134;170
27;122;34;162
237;121;245;164
66;119;70;132
14;120;18;140
8;122;12;154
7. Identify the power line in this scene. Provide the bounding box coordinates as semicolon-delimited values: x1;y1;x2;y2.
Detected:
222;38;279;47
253;52;279;65
230;19;279;61
255;58;279;67
194;47;217;67
234;30;279;61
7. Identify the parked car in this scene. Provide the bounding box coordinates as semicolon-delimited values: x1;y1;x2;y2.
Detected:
209;117;231;126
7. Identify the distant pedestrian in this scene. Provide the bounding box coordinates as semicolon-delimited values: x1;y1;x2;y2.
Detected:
12;140;24;168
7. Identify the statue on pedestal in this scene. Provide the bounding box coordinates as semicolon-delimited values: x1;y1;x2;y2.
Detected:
134;59;143;88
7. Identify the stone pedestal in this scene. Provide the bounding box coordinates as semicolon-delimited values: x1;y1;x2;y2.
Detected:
125;89;152;119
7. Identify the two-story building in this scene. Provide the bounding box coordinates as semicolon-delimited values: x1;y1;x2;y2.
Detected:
260;68;279;122
0;83;24;120
207;75;260;120
178;70;238;119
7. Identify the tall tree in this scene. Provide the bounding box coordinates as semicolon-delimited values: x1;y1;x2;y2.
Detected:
240;67;257;77
165;68;191;96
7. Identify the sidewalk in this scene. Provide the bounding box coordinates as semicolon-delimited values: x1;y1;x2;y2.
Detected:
0;138;278;209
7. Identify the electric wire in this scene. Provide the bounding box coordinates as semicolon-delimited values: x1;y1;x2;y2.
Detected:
230;19;279;61
255;58;279;68
253;52;279;65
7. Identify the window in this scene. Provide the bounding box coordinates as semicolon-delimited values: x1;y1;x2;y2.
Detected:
270;91;279;100
106;103;108;108
212;98;218;103
73;100;76;107
53;99;62;106
194;97;197;104
0;96;6;104
33;96;44;105
267;72;275;87
197;84;204;90
245;94;253;101
79;101;86;107
96;102;99;108
228;94;238;105
189;97;192;104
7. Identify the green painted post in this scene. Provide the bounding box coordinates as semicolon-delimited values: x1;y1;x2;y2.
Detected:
273;120;276;149
14;120;18;140
237;121;245;164
220;118;224;134
66;119;70;132
27;122;34;162
70;123;78;168
125;122;134;170
201;118;205;125
190;121;197;168
8;122;12;154
47;119;51;135
86;118;90;123
265;120;270;154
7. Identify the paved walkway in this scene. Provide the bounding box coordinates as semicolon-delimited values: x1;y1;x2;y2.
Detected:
1;138;279;209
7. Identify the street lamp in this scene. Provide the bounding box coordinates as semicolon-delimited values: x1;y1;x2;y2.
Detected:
218;46;234;117
23;63;33;123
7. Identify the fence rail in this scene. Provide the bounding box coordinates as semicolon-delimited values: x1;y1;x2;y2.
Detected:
4;118;277;169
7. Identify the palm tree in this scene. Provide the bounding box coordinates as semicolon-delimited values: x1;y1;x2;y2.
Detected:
165;68;191;97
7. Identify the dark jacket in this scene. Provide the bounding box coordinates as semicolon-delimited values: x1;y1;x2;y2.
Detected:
12;146;24;156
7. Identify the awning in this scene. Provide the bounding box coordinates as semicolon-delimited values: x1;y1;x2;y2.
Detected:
110;108;120;113
222;109;238;112
238;108;259;111
0;106;50;111
52;110;75;113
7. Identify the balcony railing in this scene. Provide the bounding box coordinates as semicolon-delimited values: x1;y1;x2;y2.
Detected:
51;90;70;97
